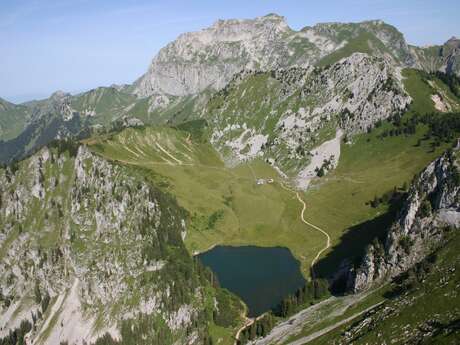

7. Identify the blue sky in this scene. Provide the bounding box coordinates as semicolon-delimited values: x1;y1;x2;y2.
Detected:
1;0;459;103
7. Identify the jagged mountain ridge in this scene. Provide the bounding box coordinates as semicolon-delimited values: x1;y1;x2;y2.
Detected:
0;87;138;164
134;14;419;98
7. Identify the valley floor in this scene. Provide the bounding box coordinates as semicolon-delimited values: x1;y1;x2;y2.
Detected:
89;121;449;282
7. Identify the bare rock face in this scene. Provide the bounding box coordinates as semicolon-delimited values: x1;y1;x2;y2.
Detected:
349;150;460;292
134;14;416;98
134;14;293;97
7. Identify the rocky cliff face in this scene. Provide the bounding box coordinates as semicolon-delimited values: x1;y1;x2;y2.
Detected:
0;145;212;345
348;149;460;292
134;14;417;98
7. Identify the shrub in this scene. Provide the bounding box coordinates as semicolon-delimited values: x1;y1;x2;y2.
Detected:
418;199;432;218
399;235;413;254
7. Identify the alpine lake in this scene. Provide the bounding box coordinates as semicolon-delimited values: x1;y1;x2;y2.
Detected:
198;245;305;317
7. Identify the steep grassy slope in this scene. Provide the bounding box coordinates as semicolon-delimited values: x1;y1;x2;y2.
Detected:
403;69;460;114
71;87;136;125
0;98;30;141
317;31;391;67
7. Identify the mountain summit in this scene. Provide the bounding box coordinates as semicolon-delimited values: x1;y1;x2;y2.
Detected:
134;14;421;98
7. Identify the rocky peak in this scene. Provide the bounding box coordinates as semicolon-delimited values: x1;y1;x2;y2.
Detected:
50;90;70;100
446;36;460;45
133;15;416;99
134;13;296;98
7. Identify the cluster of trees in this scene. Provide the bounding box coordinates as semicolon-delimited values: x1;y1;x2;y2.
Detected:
369;185;406;208
47;138;80;157
422;112;460;144
339;107;355;126
417;199;433;218
0;320;32;345
274;278;329;318
379;111;460;147
235;278;330;344
207;210;225;230
433;71;460;98
379;113;417;138
190;209;225;232
237;313;277;345
212;289;243;328
315;157;334;177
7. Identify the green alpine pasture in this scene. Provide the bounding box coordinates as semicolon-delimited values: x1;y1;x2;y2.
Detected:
88;119;449;282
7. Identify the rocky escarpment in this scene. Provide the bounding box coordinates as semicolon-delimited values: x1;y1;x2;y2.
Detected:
205;52;410;179
0;145;213;345
348;149;460;292
134;14;417;99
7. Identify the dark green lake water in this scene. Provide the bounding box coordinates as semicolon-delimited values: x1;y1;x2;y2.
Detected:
198;245;305;317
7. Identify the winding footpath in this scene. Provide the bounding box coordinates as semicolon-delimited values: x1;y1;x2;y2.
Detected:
234;313;268;345
276;180;331;278
233;177;332;344
295;192;331;278
234;316;255;345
